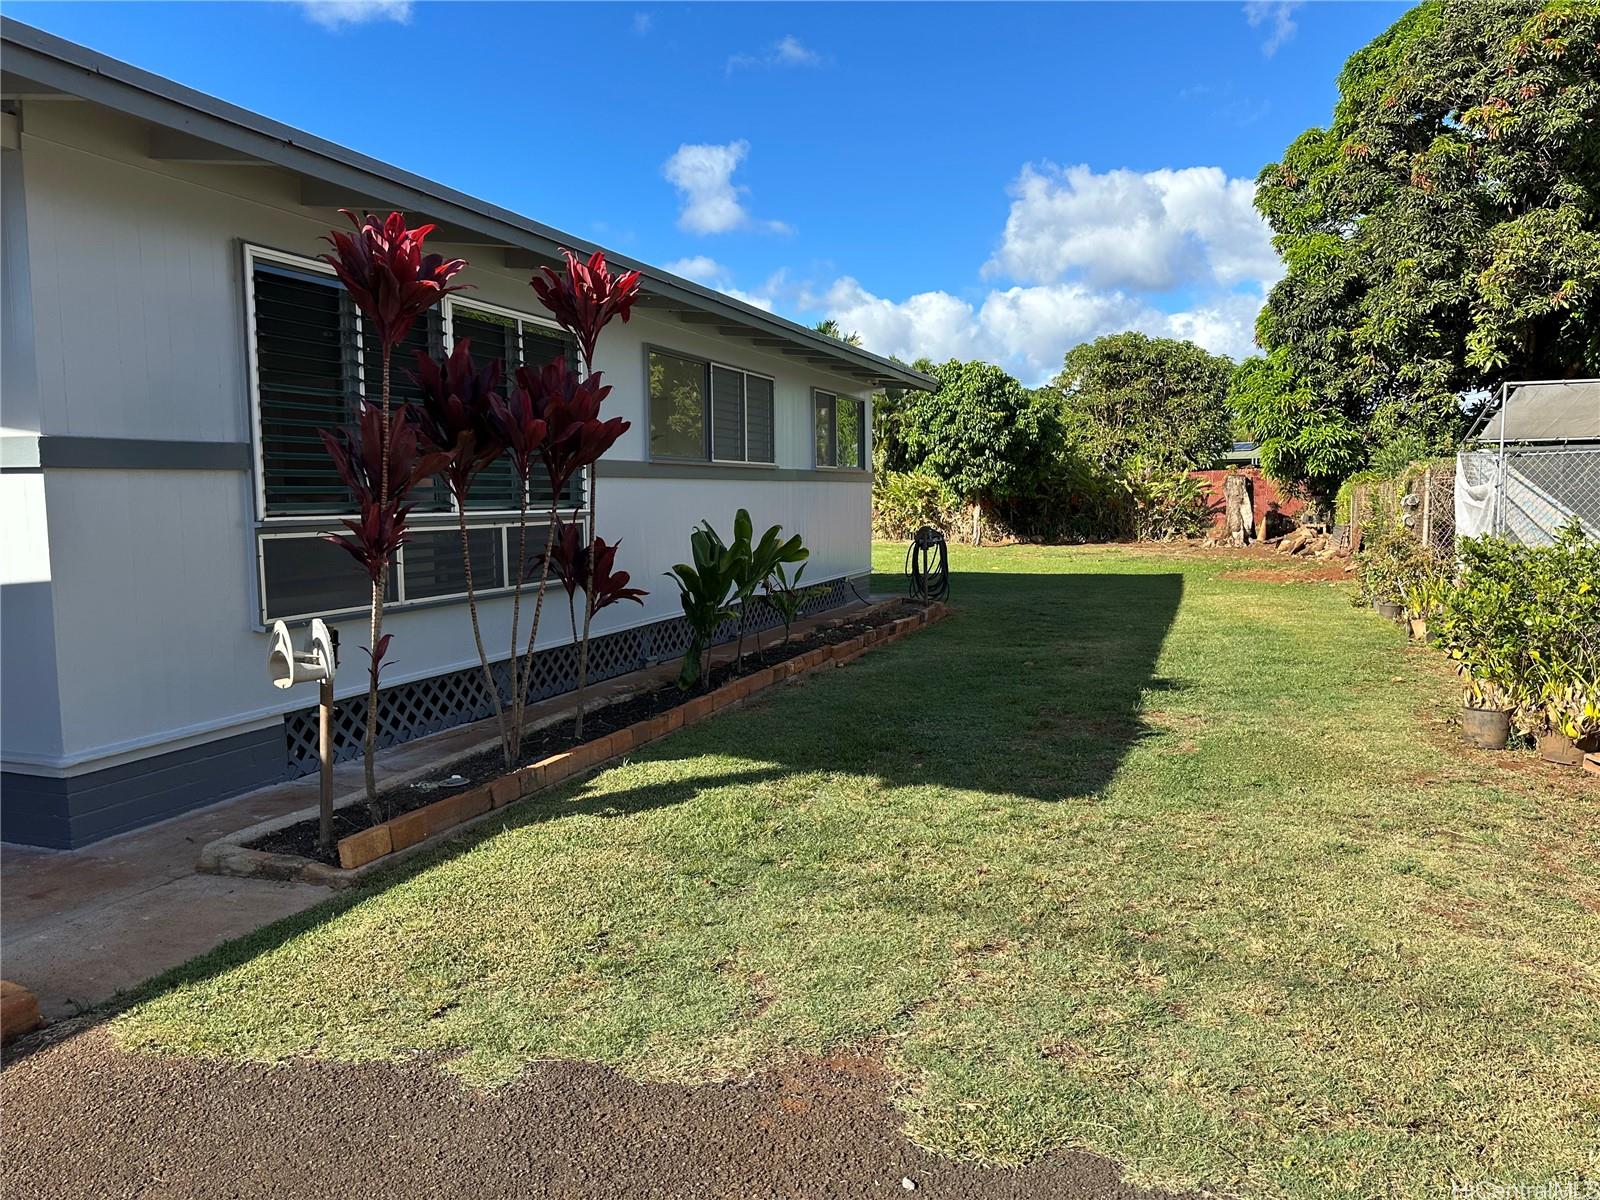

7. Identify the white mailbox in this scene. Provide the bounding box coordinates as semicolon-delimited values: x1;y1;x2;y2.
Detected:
268;618;337;689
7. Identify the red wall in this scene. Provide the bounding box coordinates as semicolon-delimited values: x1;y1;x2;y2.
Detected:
1190;467;1305;533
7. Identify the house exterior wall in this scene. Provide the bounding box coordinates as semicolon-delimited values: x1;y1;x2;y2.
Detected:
0;101;874;845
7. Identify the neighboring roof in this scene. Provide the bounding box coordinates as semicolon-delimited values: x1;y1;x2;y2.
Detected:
1470;379;1600;444
0;18;934;393
1217;441;1261;464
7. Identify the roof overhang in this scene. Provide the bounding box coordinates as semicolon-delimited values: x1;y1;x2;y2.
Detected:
0;18;935;393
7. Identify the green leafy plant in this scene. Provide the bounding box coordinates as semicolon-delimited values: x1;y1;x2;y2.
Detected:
666;523;744;691
762;560;825;651
1434;520;1599;731
731;515;807;669
1400;555;1451;624
1435;536;1530;714
1353;519;1430;609
872;469;961;541
1119;458;1220;542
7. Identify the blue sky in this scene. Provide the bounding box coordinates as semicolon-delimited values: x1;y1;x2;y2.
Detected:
10;0;1408;381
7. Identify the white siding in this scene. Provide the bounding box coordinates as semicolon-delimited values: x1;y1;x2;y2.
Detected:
9;102;874;773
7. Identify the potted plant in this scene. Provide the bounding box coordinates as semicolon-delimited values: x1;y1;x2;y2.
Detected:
1401;560;1449;642
1529;672;1600;766
1436;536;1527;751
1354;519;1420;623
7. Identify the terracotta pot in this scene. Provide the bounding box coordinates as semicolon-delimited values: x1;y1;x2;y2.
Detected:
1461;706;1511;750
1375;600;1403;622
1584;752;1599;777
1537;731;1599;768
1406;616;1428;641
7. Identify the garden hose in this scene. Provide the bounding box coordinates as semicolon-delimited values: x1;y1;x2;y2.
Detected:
906;527;950;602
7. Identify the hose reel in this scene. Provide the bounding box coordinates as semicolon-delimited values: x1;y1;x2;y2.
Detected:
905;526;950;602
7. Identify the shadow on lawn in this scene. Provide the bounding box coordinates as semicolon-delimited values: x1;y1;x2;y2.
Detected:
16;567;1182;1049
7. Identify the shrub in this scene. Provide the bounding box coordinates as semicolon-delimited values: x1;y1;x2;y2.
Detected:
872;470;961;540
1435;521;1600;730
1353;519;1432;608
1120;460;1219;541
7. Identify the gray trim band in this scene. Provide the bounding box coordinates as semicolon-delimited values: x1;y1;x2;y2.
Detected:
1;435;252;471
598;460;871;483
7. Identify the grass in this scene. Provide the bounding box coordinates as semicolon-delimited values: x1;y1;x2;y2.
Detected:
113;543;1599;1197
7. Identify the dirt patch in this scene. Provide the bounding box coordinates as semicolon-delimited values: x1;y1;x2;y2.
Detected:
1218;565;1350;584
250;602;920;865
1;1027;1196;1200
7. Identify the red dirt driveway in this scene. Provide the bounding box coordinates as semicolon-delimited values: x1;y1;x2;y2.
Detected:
2;1025;1198;1200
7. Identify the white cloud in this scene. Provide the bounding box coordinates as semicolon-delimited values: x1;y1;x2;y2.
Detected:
1243;1;1303;56
984;163;1281;292
663;256;726;284
631;11;653;35
816;276;1264;385
727;34;824;73
662;141;791;236
662;258;778;311
297;0;411;30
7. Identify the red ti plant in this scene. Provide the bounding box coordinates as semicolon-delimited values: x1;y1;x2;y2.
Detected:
497;358;629;748
527;249;642;738
530;248;641;377
319;405;449;823
409;339;518;761
319;211;464;809
541;522;647;738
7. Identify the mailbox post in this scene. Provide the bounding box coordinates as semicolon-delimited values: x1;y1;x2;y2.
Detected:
268;619;339;853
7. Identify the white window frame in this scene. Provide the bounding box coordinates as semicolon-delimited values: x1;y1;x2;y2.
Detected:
243;243;589;625
256;517;572;626
441;294;583;519
646;344;777;466
244;242;349;527
812;389;867;470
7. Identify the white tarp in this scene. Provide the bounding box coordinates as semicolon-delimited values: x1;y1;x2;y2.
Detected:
1455;451;1498;540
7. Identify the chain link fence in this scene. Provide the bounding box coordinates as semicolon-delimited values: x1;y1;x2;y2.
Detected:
1347;460;1457;560
1457;445;1600;547
1349;447;1599;557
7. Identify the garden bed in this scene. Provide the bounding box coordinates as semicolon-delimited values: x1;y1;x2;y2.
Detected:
207;598;948;883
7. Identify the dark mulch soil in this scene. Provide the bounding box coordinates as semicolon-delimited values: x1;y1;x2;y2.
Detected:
0;1027;1197;1200
250;601;920;866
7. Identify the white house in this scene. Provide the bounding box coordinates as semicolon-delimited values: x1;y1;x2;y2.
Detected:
0;20;932;848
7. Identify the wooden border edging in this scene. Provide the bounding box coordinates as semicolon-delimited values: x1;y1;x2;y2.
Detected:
203;601;951;886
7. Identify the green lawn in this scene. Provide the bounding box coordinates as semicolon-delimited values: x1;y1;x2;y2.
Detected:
115;543;1599;1197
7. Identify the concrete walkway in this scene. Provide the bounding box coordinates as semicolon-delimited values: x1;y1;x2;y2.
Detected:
1;598;878;1022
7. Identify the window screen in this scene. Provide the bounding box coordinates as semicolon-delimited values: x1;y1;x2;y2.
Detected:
745;375;775;464
813;390;866;469
402;527;505;601
260;534;396;621
837;396;863;469
254;263;359;516
446;306;580;512
814;391;835;467
711;364;746;461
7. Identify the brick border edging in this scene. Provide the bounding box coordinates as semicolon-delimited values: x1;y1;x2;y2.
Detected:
201;601;950;888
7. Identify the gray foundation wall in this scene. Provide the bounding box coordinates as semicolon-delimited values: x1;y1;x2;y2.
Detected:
1;575;871;849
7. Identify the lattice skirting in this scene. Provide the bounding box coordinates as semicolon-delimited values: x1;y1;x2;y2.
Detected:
282;575;864;777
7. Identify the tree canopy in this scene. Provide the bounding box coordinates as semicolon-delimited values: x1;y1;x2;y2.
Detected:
1047;332;1235;473
1246;0;1600;495
896;358;1059;509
